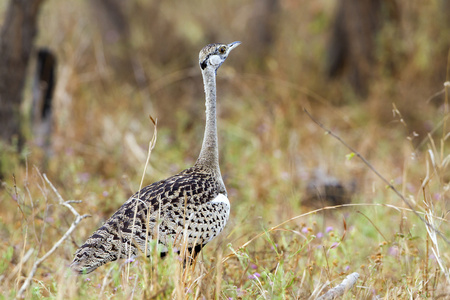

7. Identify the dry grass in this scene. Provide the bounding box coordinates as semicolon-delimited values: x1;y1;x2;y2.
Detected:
1;0;450;299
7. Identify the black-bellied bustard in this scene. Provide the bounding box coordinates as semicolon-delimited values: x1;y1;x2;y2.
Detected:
71;42;241;274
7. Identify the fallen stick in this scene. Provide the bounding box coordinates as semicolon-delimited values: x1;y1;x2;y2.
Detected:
316;272;359;300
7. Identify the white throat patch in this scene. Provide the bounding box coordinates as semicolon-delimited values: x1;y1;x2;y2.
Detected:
209;55;221;66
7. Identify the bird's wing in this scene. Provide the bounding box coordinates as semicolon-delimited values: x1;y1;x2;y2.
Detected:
71;168;226;273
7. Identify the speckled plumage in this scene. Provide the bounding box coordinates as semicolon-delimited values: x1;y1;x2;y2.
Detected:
71;166;228;274
71;42;240;274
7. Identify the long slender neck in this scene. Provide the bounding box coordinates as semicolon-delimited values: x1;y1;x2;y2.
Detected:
195;66;220;173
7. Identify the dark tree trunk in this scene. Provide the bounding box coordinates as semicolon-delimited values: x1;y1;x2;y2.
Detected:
326;0;398;98
247;0;280;69
0;0;44;146
32;48;56;162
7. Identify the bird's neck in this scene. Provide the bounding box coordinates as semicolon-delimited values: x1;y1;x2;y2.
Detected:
195;67;221;175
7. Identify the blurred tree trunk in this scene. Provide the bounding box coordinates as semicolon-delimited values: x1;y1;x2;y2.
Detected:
326;0;398;98
0;0;45;147
32;48;56;164
247;0;280;69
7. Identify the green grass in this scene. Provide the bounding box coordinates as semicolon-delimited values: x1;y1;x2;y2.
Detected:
1;0;450;298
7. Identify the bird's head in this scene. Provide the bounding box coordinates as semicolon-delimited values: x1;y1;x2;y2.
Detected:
199;41;241;71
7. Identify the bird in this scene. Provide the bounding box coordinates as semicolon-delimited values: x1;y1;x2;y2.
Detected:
70;41;241;274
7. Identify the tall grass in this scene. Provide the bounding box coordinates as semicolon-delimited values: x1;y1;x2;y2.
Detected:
0;0;449;298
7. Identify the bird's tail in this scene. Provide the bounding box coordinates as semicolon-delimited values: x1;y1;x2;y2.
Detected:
70;223;137;274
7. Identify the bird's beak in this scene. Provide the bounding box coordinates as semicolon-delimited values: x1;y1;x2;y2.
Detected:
227;41;241;52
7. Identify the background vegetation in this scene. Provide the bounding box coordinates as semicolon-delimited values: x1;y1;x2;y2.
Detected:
0;0;449;298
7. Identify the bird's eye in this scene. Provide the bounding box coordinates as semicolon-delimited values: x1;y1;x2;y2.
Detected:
218;46;226;54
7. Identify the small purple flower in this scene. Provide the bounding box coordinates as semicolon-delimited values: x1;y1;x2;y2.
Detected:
45;217;54;223
236;288;244;297
302;227;309;234
125;257;135;264
316;232;323;239
250;264;257;270
344;265;350;272
326;226;334;233
388;247;399;257
102;190;109;197
96;283;101;289
173;247;179;253
271;244;278;250
78;172;90;183
281;172;290;181
248;272;261;279
330;242;338;249
84;278;91;282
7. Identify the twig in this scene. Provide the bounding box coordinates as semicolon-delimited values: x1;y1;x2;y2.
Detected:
128;115;157;280
303;109;450;245
356;211;388;241
425;87;446;103
12;174;26;220
100;264;121;296
16;174;90;299
316;272;359;300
